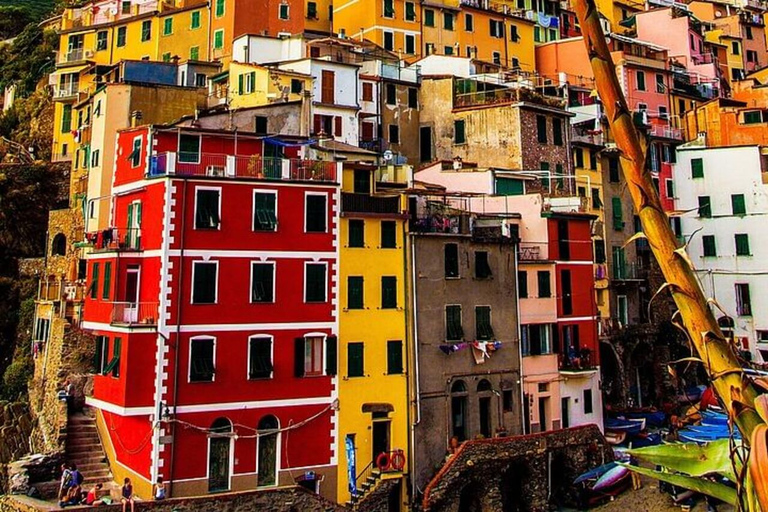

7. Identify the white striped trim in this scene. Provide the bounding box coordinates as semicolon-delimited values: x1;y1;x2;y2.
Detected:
170;322;335;333
556;315;598;322
86;396;154;416
174;396;334;414
169;250;336;259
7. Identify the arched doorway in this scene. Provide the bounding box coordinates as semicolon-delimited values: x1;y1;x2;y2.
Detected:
257;415;280;487
451;380;468;441
208;418;232;492
477;379;493;438
51;233;66;256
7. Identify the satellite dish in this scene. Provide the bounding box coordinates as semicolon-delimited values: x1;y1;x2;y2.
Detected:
383;150;393;161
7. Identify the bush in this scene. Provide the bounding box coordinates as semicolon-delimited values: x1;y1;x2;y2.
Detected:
2;357;32;400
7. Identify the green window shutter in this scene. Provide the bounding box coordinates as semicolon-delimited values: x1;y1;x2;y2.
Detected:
238;73;244;95
305;263;326;302
425;9;434;26
93;336;104;373
454;119;466;144
102;262;111;299
698;196;711;218
518;271;527;298
192;262;217;303
347;276;364;309
294;337;306;377
691;158;704;178
250;71;256;92
90;262;100;299
612;247;627;279
141;20;151;41
191;11;201;28
248;337;273;379
731;194;746;216
496;177;524;195
702;235;716;257
117;27;126;47
251;263;274;302
446;305;463;340
215;0;225;17
163;18;172;35
111;337;121;377
348;219;365;247
325;336;337;375
62;105;73;133
347;342;364;377
306;195;327;232
387;340;403;374
612;197;624;230
406;2;415;20
381;221;397;248
381;276;397;309
537;271;551;298
475;306;493;340
540;161;550;189
735;234;750;256
190;46;199;60
253;192;277;231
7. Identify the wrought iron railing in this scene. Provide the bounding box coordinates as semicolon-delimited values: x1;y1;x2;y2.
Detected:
110;302;158;326
341;193;401;214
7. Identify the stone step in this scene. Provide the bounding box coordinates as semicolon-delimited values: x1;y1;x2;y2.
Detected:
68;454;107;464
67;442;103;453
68;435;101;445
73;462;108;472
68;425;98;433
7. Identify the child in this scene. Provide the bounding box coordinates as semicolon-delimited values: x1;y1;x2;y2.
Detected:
86;483;104;506
121;477;135;512
153;477;166;500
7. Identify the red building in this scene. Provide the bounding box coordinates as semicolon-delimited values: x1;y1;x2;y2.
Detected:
81;125;341;499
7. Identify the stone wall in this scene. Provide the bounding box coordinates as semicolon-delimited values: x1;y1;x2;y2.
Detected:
0;402;35;494
0;486;350;512
423;425;613;512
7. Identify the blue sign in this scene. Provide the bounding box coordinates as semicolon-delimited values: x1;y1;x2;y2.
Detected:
345;435;357;497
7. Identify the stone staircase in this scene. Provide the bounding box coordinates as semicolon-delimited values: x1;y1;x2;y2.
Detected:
345;468;382;508
65;408;116;494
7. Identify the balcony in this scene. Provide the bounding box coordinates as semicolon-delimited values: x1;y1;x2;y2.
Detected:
341;192;401;215
740;11;765;25
375;165;410;185
38;280;62;302
518;243;546;261
612;261;648;281
571;130;604;146
88;228;142;252
742;0;767;11
149;153;338;183
110;302;159;327
359;139;386;153
558;348;598;375
54;83;80;100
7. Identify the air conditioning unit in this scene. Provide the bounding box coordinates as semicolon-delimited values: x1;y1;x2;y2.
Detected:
206;165;226;177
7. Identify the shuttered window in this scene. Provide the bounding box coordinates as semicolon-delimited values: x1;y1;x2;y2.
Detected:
387;340;403;374
90;263;100;299
62;105;73;132
347;276;364;309
381;221;396;248
195;188;220;229
306;194;327;232
445;305;463;341
731;194;746;216
102;262;111;299
348;342;364;377
454;119;466;144
348;219;364;247
321;70;335;104
94;336;109;374
445;243;459;278
381;276;397;309
702;235;716;257
537;271;551;298
192;261;217;304
190;338;214;382
251;263;274;303
106;337;121;377
612;197;624;230
305;263;327;302
248;337;273;379
691;158;704;178
141;20;151;41
475;306;494;340
697;196;711;218
253;192;277;231
735;234;750;256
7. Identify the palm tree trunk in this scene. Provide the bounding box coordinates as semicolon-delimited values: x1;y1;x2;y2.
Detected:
571;0;762;440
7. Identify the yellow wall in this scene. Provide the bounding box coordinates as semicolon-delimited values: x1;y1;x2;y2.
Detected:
228;63;312;109
337;166;409;506
305;0;333;33
333;0;417;58
158;7;211;62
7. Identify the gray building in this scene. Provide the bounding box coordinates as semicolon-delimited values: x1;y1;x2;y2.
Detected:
409;194;523;490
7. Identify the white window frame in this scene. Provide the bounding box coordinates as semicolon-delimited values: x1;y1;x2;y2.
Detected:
278;3;289;19
383;30;395;51
178;132;202;164
665;178;674;199
191;260;219;304
194;186;222;231
617;295;628;326
205;418;234;492
245;72;255;94
96;335;109;373
302;331;327;376
247;334;274;380
252;189;278;232
188;335;217;383
250;261;276;304
405;34;416;55
131;136;142;168
304;191;328;233
303;261;328;303
255;415;281;486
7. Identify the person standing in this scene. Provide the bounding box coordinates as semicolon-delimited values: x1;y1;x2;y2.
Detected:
121;477;135;512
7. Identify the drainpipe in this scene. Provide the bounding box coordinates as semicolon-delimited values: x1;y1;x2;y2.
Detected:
408;233;421;495
514;244;526;434
166;178;188;498
401;216;413;504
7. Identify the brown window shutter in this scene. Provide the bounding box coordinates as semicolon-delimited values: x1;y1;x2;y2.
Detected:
322;70;335;104
362;122;374;140
313;114;322;135
334;116;342;137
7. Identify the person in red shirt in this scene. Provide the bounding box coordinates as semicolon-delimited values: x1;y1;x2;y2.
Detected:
86;483;104;506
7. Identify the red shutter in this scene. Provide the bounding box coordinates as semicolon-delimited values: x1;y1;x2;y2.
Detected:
321;70;335;104
361;122;374;140
313;114;322;135
334;116;342;137
362;83;373;101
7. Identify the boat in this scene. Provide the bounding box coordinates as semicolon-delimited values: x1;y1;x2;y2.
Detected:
679;427;741;443
628;432;662;448
701;410;729;426
605;418;643;435
608;409;667;428
604;430;627;445
593;466;631;492
574;462;618;484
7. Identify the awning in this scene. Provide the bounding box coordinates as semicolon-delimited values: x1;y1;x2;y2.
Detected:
264;137;316;147
49;64;90;78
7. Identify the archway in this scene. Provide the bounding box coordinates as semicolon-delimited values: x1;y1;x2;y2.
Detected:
451;380;468;441
52;233;66;256
477;379;493;438
208;418;232;492
257;415;279;487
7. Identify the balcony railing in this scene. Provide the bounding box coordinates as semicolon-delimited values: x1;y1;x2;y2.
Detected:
88;228;142;252
375;166;409;185
518;243;545;261
110;302;159;327
342;192;401;215
149;153;337;182
648;123;682;140
612;261;648;280
559;348;596;373
60;48;85;63
571;130;604;146
359;139;386;153
54;83;79;99
38;280;62;302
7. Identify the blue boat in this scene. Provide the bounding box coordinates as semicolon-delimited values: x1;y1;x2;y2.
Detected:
701;410;729;426
625;411;667;428
605;418;644;435
628;432;662;448
574;462;618;484
679;426;741;443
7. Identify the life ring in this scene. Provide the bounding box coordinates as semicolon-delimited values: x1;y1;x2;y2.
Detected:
376;452;391;471
390;450;405;471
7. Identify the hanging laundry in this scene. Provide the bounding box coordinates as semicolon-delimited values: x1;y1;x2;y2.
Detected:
471;345;487;365
438;343;468;355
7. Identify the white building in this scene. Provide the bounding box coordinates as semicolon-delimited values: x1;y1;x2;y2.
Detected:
673;144;768;363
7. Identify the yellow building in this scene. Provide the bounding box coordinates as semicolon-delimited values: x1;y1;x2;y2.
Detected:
333;0;421;59
594;0;643;35
228;62;312;109
51;0;210;160
305;0;333;34
705;30;745;86
337;162;411;509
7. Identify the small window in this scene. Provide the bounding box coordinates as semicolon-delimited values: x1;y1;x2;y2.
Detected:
179;134;201;163
492;52;500;65
583;389;593;414
732;41;740;55
612;197;624;230
665;179;674;199
636;70;646;91
195;188;221;229
192;261;218;304
536;115;547;143
52;233;67;256
655;73;664;93
190;46;199;60
251;262;274;303
594;239;606;263
383;0;395;17
130;137;142;167
348;219;365;248
389;124;400;144
385;83;396;105
381;276;397;309
592;187;602;209
305;263;327;302
387;340;403;374
735;234;750;256
445;305;463;341
307;1;317;18
248;337;273;379
253;191;277;231
117;27;127;47
408;88;418;109
295;336;329;377
609;157;619;182
97;31;108;51
290;79;302;94
90;263;100;299
141;20;152;42
454;119;466;144
518;270;528;298
191;10;201;28
279;3;289;19
102;262;111;299
465;13;474;31
347;276;364;309
348;342;364;377
190;337;215;382
703;235;716;257
552;118;563;145
697;196;711;218
735;283;752;315
425;9;435;26
362;82;373;102
383;31;394;51
475;306;494;340
381;221;396;248
475;251;492;279
445;243;459;278
215;0;225;17
731;194;746;216
510;25;519;42
405;1;416;21
444;12;454;30
214;29;224;50
305;194;327;232
255;116;268;135
537;270;551;298
691;158;704;178
163;17;173;35
94;336;109;374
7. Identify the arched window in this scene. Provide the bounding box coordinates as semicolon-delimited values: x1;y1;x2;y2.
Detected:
257;415;280;487
477;379;493;438
52;233;66;256
451;380;468;441
208;418;232;492
477;379;492;392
